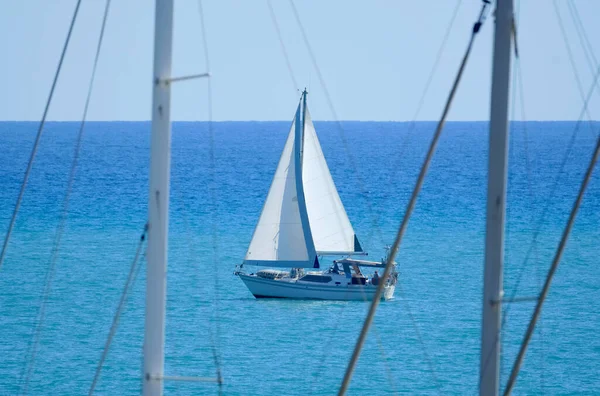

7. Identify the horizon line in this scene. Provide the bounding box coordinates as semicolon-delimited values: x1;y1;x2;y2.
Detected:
0;119;595;123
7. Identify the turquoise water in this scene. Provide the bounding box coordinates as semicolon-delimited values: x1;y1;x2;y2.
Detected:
0;121;598;395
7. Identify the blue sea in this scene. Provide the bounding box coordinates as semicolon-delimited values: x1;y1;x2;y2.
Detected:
0;120;598;395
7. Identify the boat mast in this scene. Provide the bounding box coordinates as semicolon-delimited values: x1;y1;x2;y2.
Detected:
295;89;317;267
144;0;173;395
301;88;308;163
480;1;513;395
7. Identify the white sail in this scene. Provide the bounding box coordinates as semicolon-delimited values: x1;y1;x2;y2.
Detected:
244;114;312;267
302;109;360;254
244;95;361;268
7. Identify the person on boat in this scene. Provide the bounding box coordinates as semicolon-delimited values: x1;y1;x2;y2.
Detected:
331;262;340;274
372;270;379;285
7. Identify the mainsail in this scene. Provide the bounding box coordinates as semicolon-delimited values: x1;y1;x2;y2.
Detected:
244;91;362;268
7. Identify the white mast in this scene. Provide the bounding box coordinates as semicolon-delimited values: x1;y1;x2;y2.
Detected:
297;89;317;266
144;0;173;395
480;1;513;395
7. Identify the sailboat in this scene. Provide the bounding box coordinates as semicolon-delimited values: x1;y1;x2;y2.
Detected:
235;89;397;301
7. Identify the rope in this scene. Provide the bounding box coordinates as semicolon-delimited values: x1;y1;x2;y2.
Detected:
338;2;491;394
0;0;82;273
196;0;223;391
503;133;600;394
267;0;299;93
18;1;109;393
89;224;147;395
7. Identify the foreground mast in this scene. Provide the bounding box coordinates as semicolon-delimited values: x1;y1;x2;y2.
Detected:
480;0;513;395
144;0;174;395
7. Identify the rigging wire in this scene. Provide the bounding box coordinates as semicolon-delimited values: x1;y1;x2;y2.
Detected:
166;1;222;391
267;0;299;94
196;0;223;391
18;1;109;393
568;1;599;73
279;1;461;391
0;0;82;273
502;0;530;385
292;8;465;384
506;1;547;384
484;49;600;396
381;0;463;207
503;132;600;395
359;3;463;384
309;282;398;395
407;0;463;125
552;0;598;134
310;292;398;394
500;7;600;390
499;19;600;336
338;2;492;394
567;0;600;102
315;2;462;389
396;282;439;384
283;3;399;390
89;224;147;395
362;0;464;248
514;12;547;390
283;3;420;393
565;0;600;141
288;0;387;249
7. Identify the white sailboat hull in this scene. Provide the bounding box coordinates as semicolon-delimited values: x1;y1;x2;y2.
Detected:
238;273;395;301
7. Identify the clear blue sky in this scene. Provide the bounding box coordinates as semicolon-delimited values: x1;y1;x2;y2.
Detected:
1;0;599;121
